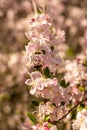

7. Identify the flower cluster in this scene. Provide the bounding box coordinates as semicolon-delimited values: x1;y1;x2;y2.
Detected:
24;13;71;129
73;109;87;130
24;13;87;130
25;14;64;73
32;122;57;130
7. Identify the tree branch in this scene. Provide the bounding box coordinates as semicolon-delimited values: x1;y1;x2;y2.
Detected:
58;97;87;121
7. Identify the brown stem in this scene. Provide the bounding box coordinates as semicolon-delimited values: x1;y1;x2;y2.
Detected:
58;97;87;121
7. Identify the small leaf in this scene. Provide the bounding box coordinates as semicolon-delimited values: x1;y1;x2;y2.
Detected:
78;103;85;111
47;123;53;128
42;50;46;54
80;103;85;108
34;65;42;70
66;48;75;58
82;61;87;67
50;27;53;33
85;106;87;110
65;82;70;87
51;103;56;107
37;7;43;14
52;121;60;124
78;86;85;92
35;51;41;54
71;109;77;119
43;115;50;121
27;112;37;124
60;79;70;88
32;100;39;106
61;101;65;106
50;46;54;51
60;79;65;86
44;67;51;78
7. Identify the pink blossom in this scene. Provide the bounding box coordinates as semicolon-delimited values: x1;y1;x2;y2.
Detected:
72;109;87;130
32;122;57;130
25;71;44;95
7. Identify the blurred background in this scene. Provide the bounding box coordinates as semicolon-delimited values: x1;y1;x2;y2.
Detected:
0;0;87;130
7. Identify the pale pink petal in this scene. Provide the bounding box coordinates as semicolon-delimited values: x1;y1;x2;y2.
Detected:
25;79;32;85
30;86;36;95
37;83;44;91
31;71;42;80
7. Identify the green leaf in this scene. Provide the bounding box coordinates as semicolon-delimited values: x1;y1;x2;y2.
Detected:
44;67;51;78
78;86;85;92
37;7;43;14
61;101;65;106
66;48;75;58
80;103;85;108
65;82;70;87
42;50;46;54
60;79;65;87
50;46;54;51
71;109;77;119
43;115;50;121
50;103;56;107
27;112;37;124
78;103;85;111
47;123;53;128
60;79;70;88
32;100;39;106
52;121;60;124
50;27;54;33
85;105;87;110
82;61;87;67
35;51;41;54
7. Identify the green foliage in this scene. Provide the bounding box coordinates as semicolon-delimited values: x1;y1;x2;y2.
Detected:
47;123;53;128
82;61;87;67
78;103;85;111
78;86;85;92
50;46;54;51
51;103;57;107
42;50;46;54
44;67;51;78
66;48;75;58
35;51;41;54
71;109;77;119
60;79;70;88
43;115;50;121
61;101;65;106
32;100;39;106
27;112;37;124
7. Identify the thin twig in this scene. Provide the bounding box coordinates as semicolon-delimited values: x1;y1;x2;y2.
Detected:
58;97;87;121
